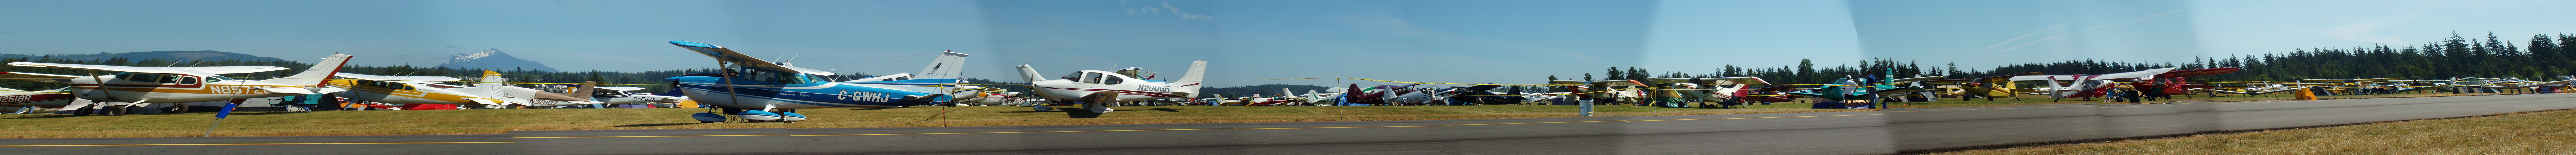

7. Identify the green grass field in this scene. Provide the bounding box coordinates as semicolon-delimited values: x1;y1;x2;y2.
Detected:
0;104;1863;138
1937;109;2576;155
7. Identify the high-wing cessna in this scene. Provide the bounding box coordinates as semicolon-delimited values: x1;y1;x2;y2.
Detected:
329;71;601;108
1922;72;2045;101
1782;76;1942;105
1;54;352;115
666;41;971;123
2209;82;2307;96
2467;77;2574;90
1548;80;1649;105
1013;60;1206;113
1643;77;1770;108
2010;67;2178;101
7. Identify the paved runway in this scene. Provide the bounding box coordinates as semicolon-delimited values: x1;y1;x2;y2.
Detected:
4;93;2571;154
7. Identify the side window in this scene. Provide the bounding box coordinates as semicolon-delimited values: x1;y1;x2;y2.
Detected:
1062;72;1082;80
175;76;197;85
1080;73;1102;84
1104;76;1123;85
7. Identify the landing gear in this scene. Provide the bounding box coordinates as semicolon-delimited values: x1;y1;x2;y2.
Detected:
1081;91;1120;114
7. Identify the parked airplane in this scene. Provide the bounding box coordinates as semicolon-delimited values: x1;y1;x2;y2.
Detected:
580;86;684;105
0;87;75;110
2011;67;2178;101
1643;77;1770;108
666;41;969;123
1549;80;1649;105
1013;60;1207;113
1782;76;1942;103
0;54;352;115
1922;72;2045;101
328;71;602;108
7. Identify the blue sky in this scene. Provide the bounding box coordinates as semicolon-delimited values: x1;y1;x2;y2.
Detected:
3;1;2572;88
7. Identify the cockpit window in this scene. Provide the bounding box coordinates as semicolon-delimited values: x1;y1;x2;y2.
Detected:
1103;76;1123;85
1080;72;1102;84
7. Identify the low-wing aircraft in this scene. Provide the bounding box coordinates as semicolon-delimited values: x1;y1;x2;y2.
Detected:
1013;60;1206;113
2297;78;2402;95
666;41;970;123
580;86;684;106
1922;72;2045;101
328;71;602;108
1643;77;1770;108
1447;84;1529;105
2010;67;2178;101
1;54;352;115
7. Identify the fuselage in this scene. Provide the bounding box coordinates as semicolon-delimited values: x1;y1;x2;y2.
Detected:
1027;70;1192;102
327;79;491;105
64;74;315;103
669;72;946;110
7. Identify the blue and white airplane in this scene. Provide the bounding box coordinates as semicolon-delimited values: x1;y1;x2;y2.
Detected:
666;41;974;123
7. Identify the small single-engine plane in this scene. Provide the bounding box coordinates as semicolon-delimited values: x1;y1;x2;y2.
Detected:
1013;60;1206;114
1;54;352;115
666;41;971;123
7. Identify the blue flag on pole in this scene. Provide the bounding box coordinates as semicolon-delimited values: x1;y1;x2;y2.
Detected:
215;102;241;118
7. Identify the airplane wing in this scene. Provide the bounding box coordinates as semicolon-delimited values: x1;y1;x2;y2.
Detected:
668;41;837;76
1643;77;1769;85
0;72;81;83
1920;79;1975;86
335;73;465;84
2156;68;2241;78
595;87;649;91
2089;67;2178;80
7;62;288;74
1594;80;1647;87
1890;76;1947;83
2009;75;2086;81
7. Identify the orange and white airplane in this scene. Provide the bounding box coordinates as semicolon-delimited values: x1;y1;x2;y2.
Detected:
0;54;353;113
326;71;600;107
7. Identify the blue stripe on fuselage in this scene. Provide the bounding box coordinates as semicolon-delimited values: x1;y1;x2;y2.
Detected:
669;76;941;108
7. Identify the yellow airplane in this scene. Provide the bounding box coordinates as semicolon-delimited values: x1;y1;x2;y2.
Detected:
327;71;598;107
0;54;352;115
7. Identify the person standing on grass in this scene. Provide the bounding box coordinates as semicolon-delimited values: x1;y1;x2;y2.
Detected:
2110;83;2137;104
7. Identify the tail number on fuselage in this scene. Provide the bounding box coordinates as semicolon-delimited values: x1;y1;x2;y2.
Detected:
210;85;274;94
1139;85;1170;92
837;90;891;103
0;95;30;103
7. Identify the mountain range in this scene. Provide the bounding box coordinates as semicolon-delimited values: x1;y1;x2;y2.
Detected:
436;48;558;72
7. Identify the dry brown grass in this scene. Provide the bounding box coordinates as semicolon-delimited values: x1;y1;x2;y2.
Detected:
1936;109;2576;155
0;105;1862;138
1889;93;2512;109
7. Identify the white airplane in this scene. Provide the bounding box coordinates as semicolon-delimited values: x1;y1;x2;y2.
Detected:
329;71;602;108
666;41;977;123
0;87;76;113
2471;77;2574;90
1013;61;1207;113
1;54;352;115
2010;67;2176;101
1549;80;1649;105
1643;77;1772;108
580;86;684;105
2209;83;2307;96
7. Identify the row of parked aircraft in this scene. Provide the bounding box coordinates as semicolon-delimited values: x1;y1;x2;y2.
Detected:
10;40;2575;123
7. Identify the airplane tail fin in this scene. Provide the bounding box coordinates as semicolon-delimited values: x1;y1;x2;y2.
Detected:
260;54;354;87
566;81;597;102
914;51;970;80
1172;61;1208;94
476;71;508;88
1014;64;1046;82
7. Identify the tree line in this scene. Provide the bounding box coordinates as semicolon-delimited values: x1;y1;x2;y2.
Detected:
1560;32;2576;88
